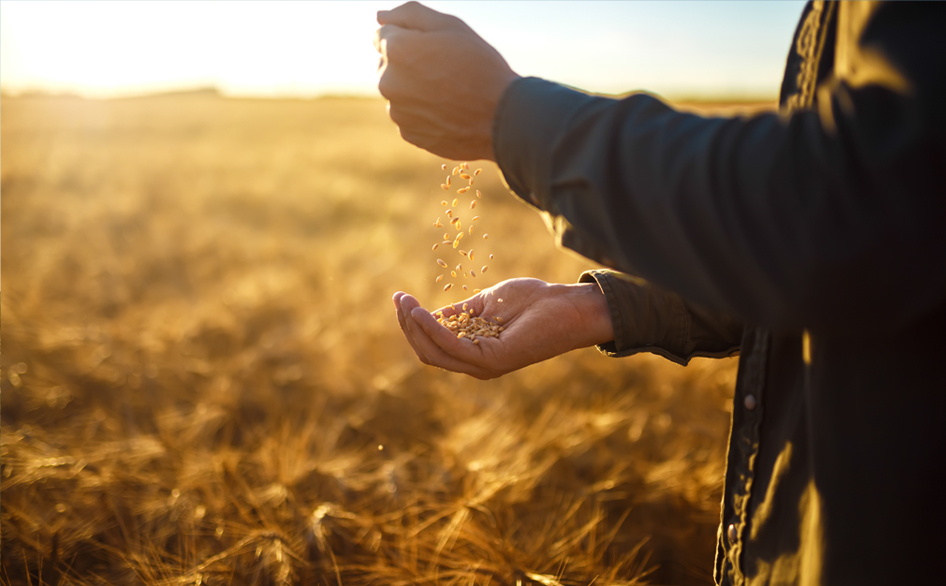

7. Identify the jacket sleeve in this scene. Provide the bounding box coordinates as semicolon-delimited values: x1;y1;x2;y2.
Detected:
579;269;742;365
493;2;946;335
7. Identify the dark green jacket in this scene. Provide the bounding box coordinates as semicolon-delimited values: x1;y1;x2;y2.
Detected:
492;2;946;584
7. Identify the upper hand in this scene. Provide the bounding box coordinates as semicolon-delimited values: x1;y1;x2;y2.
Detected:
374;2;521;161
392;278;614;379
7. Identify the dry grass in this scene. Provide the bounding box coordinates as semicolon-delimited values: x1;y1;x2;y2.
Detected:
0;94;761;585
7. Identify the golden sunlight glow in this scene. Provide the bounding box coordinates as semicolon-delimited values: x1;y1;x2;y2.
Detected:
0;1;389;97
1;1;804;99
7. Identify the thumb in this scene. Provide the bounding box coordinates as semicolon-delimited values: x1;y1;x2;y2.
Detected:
377;1;459;31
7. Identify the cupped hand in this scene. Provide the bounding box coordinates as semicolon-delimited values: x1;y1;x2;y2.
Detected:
374;1;520;161
393;278;614;379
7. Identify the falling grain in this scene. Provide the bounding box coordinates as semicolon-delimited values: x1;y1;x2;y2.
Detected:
444;283;453;291
432;243;439;251
437;259;448;268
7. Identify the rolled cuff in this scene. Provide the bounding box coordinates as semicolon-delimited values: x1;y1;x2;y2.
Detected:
579;270;742;366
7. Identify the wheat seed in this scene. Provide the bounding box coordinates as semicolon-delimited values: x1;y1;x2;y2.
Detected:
452;166;460;175
444;283;453;291
462;303;468;310
476;190;482;198
470;201;477;210
463;285;468;290
460;173;472;180
470;270;476;277
436;274;443;282
441;164;448;170
489;254;494;259
451;271;457;277
436;311;503;340
452;197;459;207
432;243;439;250
472;216;480;221
483;234;489;239
469;250;475;261
481;266;488;273
474;288;481;293
437;259;448;268
474;169;482;176
441;183;449;190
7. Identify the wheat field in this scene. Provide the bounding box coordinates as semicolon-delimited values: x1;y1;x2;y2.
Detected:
0;93;768;585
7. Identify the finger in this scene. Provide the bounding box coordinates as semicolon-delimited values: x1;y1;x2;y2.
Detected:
377;1;456;32
409;306;491;365
373;23;410;59
405;305;495;378
393;292;431;364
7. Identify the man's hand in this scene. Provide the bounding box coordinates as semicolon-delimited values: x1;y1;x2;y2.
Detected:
375;1;520;161
393;279;614;379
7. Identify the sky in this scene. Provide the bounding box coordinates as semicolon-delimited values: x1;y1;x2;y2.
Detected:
0;1;807;100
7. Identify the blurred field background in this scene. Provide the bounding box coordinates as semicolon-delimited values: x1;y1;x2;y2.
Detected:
1;93;771;585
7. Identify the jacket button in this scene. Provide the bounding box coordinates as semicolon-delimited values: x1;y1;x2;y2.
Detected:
727;523;738;543
744;394;757;411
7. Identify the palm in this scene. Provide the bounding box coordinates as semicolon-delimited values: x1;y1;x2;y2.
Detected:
393;278;612;379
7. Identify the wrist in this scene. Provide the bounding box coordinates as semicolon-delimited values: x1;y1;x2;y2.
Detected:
557;282;615;349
